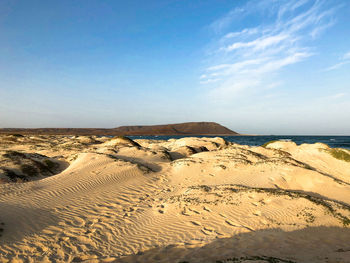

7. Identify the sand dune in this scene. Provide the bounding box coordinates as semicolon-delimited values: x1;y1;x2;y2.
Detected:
0;135;349;262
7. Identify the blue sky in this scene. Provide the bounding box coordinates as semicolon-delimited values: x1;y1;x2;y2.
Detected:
0;0;349;135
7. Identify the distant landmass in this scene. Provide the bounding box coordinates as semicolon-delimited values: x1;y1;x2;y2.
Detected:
114;122;238;135
0;122;239;136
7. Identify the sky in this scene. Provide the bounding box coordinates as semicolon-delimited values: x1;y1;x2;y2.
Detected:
0;0;349;135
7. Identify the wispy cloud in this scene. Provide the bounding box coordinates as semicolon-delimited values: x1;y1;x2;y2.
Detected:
331;92;346;99
202;0;337;101
324;61;350;71
324;51;350;71
344;52;350;60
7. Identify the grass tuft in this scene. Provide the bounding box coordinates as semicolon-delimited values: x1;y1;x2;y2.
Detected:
43;159;58;170
20;164;38;177
10;134;24;137
115;136;141;147
326;148;350;162
3;151;26;159
261;140;278;148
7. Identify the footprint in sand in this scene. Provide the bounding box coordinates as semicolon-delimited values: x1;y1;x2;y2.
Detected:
248;194;255;199
225;219;240;227
219;213;227;218
201;229;210;235
181;207;190;216
58;236;70;242
188;208;201;214
190;221;201;226
75;236;94;245
203;226;215;232
260;198;271;205
71;216;86;227
203;206;211;212
260;219;268;225
253;210;262;216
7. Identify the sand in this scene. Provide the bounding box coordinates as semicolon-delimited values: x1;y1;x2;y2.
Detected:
0;135;349;263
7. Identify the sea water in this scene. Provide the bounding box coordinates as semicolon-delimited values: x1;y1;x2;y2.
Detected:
128;135;350;149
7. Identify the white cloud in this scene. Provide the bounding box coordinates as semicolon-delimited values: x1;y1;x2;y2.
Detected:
277;0;310;19
209;8;245;33
224;34;289;52
223;28;259;39
202;0;337;101
324;61;350;71
310;19;335;38
325;51;350;71
253;52;312;74
200;78;221;84
331;93;346;99
343;51;350;60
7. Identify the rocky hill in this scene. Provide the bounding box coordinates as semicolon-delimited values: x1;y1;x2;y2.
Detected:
0;122;238;136
113;122;238;135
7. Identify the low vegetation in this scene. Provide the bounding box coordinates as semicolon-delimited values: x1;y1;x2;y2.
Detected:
20;164;39;177
115;136;141;147
237;186;350;227
3;150;26;160
183;184;350;227
2;169;26;182
10;134;24;138
326;148;350;162
43;159;59;170
261;140;278;148
0;150;61;183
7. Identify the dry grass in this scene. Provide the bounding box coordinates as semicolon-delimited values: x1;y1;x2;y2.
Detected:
327;148;350;162
261;140;278;148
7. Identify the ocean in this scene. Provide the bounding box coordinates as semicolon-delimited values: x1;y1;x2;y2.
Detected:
128;135;350;150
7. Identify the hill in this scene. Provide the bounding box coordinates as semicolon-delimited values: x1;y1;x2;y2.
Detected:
0;122;238;136
113;122;238;135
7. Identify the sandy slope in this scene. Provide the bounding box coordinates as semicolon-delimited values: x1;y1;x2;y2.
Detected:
0;135;349;263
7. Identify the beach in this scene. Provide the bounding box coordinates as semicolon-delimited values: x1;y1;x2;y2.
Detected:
0;134;349;262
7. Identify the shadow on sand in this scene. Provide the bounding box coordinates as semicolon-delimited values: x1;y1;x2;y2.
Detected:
0;203;60;243
115;226;350;263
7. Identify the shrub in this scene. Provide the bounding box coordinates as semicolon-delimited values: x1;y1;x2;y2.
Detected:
115;136;141;147
261;140;278;148
3;151;26;160
11;134;24;137
3;169;26;182
43;159;58;170
327;148;350;162
20;164;38;177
